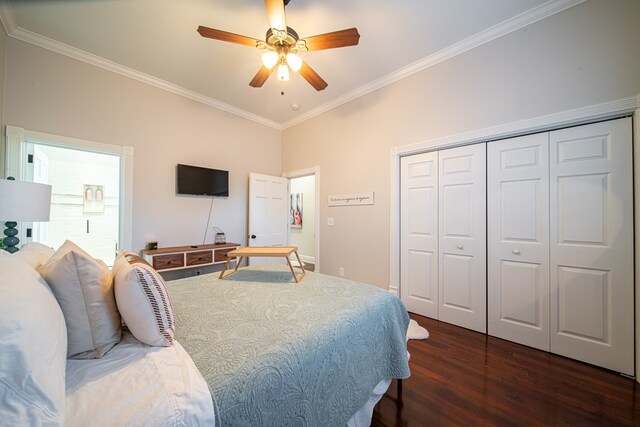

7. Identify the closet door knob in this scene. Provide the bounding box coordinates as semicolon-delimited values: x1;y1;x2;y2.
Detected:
512;249;520;255
457;244;463;250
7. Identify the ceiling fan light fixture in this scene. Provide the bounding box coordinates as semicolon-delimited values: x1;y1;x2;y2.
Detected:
277;63;290;81
286;52;302;72
261;51;279;69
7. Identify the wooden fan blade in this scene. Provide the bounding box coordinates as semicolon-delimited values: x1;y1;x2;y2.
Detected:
249;66;275;88
197;26;260;47
264;0;287;34
300;28;360;51
298;61;328;91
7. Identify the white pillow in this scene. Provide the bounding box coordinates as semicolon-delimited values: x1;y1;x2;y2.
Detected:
113;253;175;347
0;257;67;425
13;242;55;269
39;240;121;359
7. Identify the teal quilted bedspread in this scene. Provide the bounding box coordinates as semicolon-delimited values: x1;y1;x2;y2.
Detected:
167;265;410;427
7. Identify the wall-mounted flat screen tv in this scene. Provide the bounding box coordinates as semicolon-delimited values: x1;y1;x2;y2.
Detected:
176;164;229;197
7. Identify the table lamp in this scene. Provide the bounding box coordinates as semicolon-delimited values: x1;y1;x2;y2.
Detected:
0;177;52;253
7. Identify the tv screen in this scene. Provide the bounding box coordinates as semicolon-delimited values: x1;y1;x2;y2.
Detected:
176;164;229;197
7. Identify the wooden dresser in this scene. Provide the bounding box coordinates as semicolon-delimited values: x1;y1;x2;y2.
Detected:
141;243;240;272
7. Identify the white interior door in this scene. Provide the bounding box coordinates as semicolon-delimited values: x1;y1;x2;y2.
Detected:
550;117;634;375
439;144;487;333
400;152;439;318
488;133;550;350
248;173;288;265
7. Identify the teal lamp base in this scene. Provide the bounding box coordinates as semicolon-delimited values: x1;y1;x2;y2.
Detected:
3;221;19;253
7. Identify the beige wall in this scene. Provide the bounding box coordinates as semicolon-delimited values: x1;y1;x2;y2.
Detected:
281;0;640;288
3;38;281;254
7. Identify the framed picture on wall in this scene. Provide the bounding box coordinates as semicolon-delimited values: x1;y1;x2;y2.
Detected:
83;184;105;213
290;192;302;229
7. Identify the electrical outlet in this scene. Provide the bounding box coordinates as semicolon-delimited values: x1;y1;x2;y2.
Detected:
327;217;335;226
338;267;344;277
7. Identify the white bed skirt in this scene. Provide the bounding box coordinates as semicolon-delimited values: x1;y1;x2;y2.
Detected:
346;378;392;427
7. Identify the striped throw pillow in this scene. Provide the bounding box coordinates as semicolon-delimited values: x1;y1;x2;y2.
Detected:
113;253;175;346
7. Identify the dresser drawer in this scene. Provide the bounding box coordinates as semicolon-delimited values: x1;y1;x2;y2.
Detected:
152;253;184;270
215;247;236;262
186;250;213;266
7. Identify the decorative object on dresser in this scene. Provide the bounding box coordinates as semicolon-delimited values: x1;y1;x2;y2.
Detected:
213;227;226;244
141;242;240;272
0;177;52;253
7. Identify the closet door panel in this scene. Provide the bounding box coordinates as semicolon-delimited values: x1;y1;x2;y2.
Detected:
550;117;634;375
487;133;549;350
400;152;439;318
439;144;486;333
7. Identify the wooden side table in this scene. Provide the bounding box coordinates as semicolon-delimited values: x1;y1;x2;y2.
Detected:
219;246;306;283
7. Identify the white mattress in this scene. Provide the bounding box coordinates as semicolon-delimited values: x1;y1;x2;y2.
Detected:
65;332;215;427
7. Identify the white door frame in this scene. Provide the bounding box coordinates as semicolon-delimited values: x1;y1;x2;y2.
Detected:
390;94;640;378
4;125;134;252
283;166;320;272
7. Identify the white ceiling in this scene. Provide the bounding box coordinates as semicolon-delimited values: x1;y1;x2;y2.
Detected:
2;0;577;129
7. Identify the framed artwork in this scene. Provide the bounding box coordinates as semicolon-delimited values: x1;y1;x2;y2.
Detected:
83;184;105;213
290;192;302;228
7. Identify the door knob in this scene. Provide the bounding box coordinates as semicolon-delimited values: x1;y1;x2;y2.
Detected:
512;249;520;255
457;244;463;250
250;235;257;239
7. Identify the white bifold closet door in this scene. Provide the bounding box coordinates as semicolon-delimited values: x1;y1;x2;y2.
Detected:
549;118;634;375
488;117;634;375
438;144;487;333
400;144;486;333
488;133;550;350
400;152;439;318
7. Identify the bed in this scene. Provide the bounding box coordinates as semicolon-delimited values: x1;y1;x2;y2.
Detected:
167;264;411;426
1;243;409;426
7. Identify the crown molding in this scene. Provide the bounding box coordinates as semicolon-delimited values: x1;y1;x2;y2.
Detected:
0;9;282;131
394;95;639;157
281;0;586;129
10;27;282;130
0;0;16;36
0;0;585;131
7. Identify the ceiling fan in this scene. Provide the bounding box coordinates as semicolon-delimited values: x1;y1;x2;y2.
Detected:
197;0;360;91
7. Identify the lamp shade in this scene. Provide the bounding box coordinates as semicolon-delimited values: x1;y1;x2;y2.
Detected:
261;51;279;69
0;179;52;222
286;53;302;72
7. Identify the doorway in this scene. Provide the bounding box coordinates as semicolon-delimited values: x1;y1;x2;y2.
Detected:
284;167;320;272
27;142;121;265
4;125;133;266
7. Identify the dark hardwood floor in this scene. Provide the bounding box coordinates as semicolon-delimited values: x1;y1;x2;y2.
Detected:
372;313;640;426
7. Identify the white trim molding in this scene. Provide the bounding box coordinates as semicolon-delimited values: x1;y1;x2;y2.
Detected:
389;94;640;295
634;105;640;383
4;125;134;252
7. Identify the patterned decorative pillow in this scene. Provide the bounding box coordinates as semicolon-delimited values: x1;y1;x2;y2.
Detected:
113;253;175;346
